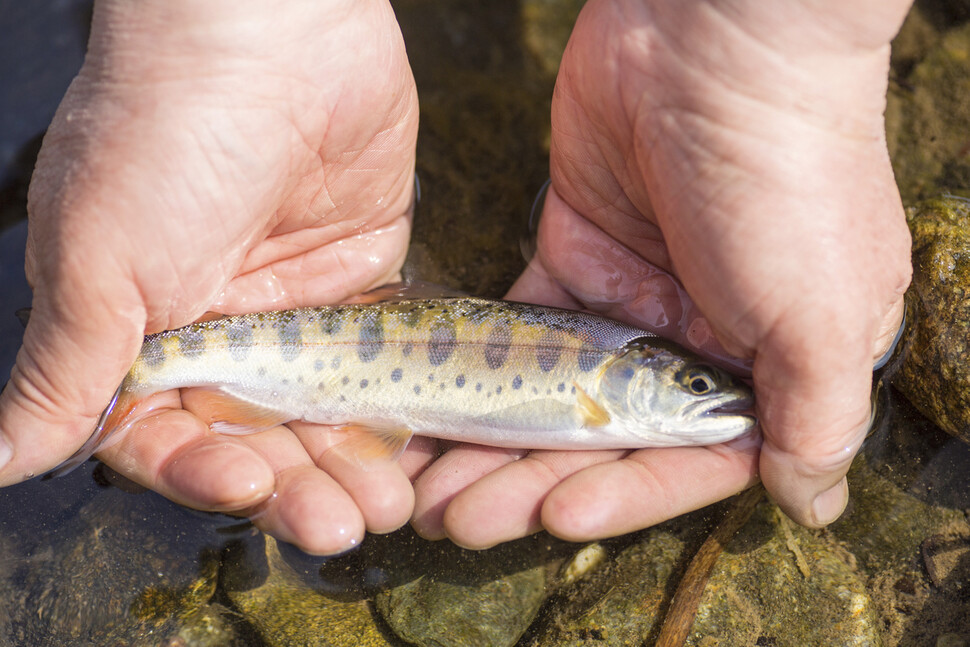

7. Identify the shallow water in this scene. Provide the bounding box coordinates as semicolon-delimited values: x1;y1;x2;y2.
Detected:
3;1;970;645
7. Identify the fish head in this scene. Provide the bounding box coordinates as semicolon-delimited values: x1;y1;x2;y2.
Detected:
597;338;757;446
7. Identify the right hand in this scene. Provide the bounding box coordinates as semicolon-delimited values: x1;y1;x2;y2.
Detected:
0;0;421;555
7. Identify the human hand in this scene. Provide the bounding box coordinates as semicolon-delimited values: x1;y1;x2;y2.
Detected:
0;0;421;554
412;0;913;547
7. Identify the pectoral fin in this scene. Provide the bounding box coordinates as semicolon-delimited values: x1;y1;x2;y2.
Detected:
187;387;295;434
574;382;611;428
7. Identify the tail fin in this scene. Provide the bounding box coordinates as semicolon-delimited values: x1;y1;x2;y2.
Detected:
46;384;143;478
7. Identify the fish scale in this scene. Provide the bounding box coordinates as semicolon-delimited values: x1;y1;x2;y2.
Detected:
55;297;757;473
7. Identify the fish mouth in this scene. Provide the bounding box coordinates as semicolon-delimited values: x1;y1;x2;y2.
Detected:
699;392;757;424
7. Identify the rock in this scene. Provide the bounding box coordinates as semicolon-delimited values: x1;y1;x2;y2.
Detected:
531;501;879;647
221;534;393;647
888;19;970;202
373;532;561;647
832;394;970;574
895;196;970;443
8;486;238;647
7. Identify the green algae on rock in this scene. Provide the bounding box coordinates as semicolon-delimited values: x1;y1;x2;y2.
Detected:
895;196;970;443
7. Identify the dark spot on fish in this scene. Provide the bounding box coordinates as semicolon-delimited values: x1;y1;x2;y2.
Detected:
342;376;350;385
476;383;482;392
318;382;325;391
360;379;369;389
278;315;302;362
571;385;577;394
391;368;403;383
532;386;539;395
558;382;566;392
428;321;457;366
258;366;267;377
314;359;324;372
414;385;421;395
331;356;341;370
358;314;384;363
142;335;166;366
512;375;523;390
484;321;512;369
402;342;413;357
456;374;465;388
178;328;206;359
439;382;446;390
428;374;434;382
319;309;343;336
496;385;502;394
577;344;602;372
536;329;563;372
403;307;424;328
226;320;253;361
281;378;289;385
340;395;346;402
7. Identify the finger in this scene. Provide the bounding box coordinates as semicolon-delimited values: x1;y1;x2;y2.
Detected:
541;437;760;542
439;449;628;549
411;444;526;540
97;396;369;555
98;405;276;512
288;421;415;534
223;425;368;555
754;323;876;527
504;257;582;309
873;295;906;363
524;187;750;372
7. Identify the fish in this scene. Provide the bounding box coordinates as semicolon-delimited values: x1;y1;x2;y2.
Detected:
56;296;757;473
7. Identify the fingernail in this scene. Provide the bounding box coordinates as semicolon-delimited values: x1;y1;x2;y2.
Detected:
811;477;848;526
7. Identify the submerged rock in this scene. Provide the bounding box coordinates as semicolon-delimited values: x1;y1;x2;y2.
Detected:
373;532;561;647
222;527;566;647
530;500;878;647
888;19;970;202
221;534;392;647
8;486;238;647
895;196;970;443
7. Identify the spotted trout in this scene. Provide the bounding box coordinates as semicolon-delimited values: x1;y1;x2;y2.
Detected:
61;297;756;471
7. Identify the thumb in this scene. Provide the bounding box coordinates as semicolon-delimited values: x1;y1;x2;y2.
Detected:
0;289;144;484
754;296;904;527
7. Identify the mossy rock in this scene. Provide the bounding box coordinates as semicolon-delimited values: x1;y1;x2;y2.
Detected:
895;196;970;443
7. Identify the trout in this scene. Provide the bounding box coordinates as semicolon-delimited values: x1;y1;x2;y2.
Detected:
60;297;757;471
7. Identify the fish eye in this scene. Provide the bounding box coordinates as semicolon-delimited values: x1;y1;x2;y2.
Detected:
684;369;716;395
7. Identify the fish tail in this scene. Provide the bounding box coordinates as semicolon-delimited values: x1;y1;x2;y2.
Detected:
46;384;144;477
